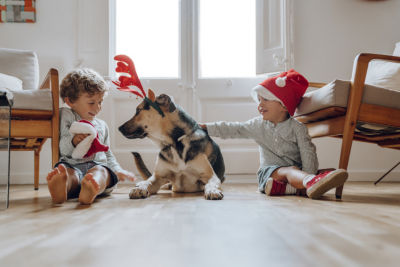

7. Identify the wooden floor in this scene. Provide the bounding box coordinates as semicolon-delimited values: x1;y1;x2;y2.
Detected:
1;181;400;267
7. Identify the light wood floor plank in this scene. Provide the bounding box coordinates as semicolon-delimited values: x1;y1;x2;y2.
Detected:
1;182;400;267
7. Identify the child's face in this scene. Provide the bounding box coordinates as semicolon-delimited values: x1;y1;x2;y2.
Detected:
66;92;104;121
257;95;288;123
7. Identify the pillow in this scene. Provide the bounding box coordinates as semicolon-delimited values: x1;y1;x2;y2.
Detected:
0;72;23;91
364;42;400;91
393;41;400;56
0;48;39;89
365;60;400;91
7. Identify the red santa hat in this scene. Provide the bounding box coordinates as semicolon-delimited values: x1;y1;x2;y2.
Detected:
251;69;309;116
69;120;109;159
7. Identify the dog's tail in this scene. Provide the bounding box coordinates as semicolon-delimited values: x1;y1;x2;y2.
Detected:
131;152;152;180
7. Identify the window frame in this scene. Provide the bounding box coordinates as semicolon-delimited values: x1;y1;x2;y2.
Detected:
108;0;293;86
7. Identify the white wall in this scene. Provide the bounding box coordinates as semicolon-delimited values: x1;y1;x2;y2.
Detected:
0;0;110;184
0;0;399;184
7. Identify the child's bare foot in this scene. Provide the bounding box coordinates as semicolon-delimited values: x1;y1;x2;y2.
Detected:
78;173;100;205
46;164;68;204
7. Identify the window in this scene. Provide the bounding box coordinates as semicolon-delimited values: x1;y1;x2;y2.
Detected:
113;0;291;81
116;0;180;78
199;0;255;77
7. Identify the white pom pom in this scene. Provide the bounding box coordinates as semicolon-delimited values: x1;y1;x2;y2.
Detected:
275;77;286;87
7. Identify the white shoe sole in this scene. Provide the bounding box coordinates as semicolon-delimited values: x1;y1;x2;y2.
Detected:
264;178;273;196
306;169;348;199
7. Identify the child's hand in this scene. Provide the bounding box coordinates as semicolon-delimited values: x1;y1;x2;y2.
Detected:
116;170;136;182
72;134;90;146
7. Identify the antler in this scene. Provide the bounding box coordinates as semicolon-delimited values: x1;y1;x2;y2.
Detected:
113;55;147;98
112;55;165;117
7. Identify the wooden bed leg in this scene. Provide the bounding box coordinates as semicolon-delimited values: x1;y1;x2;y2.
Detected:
34;149;39;190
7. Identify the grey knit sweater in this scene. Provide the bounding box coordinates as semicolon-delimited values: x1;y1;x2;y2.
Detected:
206;117;318;174
58;107;122;173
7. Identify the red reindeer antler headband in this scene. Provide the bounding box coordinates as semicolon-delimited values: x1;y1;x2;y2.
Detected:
113;55;164;117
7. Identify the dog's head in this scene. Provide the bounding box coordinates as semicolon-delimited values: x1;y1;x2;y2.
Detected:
119;93;176;139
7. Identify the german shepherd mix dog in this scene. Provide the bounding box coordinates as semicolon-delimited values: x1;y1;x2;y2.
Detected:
119;93;225;200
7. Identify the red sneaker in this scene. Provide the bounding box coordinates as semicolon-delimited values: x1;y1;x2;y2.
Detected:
306;169;348;199
265;178;296;196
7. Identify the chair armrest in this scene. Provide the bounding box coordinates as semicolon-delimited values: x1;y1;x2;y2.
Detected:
348;53;398;107
352;53;400;82
40;68;60;165
39;68;59;112
308;82;327;88
349;53;400;107
40;68;57;89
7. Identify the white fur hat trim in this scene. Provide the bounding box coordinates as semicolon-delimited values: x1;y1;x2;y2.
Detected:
69;121;97;159
251;84;283;104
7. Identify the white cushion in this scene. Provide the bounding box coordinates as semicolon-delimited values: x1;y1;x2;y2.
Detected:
11;89;53;110
296;79;400;116
364;43;400;91
393;42;400;56
365;60;400;91
0;48;39;89
0;73;23;91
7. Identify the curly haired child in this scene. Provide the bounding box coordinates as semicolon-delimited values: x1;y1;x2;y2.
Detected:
46;68;135;205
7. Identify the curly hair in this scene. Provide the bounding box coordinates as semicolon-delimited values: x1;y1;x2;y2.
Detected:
60;68;108;103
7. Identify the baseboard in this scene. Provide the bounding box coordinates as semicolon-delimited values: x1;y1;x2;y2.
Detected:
4;170;400;185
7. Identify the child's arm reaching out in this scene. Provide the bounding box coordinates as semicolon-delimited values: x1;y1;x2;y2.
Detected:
202;117;262;140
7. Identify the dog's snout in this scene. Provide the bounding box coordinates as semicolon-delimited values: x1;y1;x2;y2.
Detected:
119;122;133;137
118;125;125;134
119;120;147;139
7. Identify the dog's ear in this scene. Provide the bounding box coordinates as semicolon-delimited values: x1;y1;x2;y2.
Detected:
148;89;156;102
156;94;176;113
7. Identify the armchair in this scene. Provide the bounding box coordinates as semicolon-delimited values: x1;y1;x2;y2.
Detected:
0;48;59;190
295;52;400;199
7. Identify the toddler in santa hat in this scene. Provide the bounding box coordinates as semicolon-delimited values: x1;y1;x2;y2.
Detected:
201;69;348;199
46;68;135;205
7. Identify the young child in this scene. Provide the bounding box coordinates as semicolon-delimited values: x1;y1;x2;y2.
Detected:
46;68;135;205
201;69;348;199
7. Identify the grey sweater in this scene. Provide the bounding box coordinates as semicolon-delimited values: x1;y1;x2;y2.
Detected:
206;117;318;174
58;107;122;173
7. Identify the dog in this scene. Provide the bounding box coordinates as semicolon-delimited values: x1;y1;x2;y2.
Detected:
119;93;225;200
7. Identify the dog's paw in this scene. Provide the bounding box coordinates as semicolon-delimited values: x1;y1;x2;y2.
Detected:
129;186;150;199
205;189;224;200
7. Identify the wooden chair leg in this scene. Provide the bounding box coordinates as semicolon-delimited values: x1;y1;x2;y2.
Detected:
335;184;345;199
51;135;59;168
336;125;356;199
34;149;39;190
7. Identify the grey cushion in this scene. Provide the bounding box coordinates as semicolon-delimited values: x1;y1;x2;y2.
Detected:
0;48;39;89
295;79;400;116
11;89;53;110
